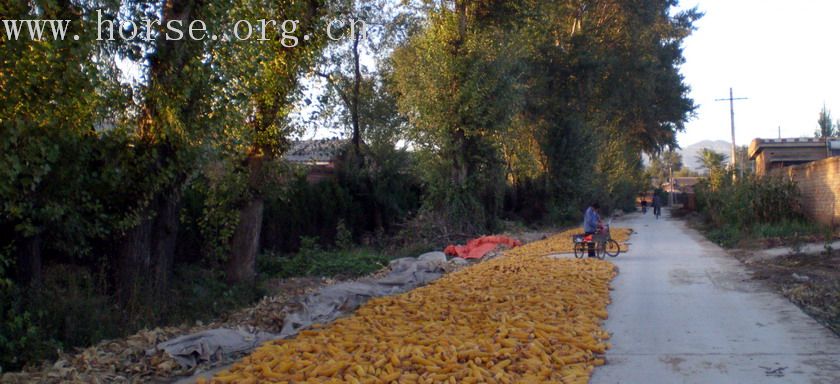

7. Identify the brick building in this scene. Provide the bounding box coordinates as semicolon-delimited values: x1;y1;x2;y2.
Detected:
749;137;840;228
748;137;840;176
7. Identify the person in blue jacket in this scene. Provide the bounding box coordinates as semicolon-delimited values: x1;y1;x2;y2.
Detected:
583;202;602;257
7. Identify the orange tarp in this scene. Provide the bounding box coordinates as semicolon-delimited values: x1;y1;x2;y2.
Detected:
443;235;521;259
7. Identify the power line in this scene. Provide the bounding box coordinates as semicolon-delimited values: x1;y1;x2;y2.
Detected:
715;87;748;178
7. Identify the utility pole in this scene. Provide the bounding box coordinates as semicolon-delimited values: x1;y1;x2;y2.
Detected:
715;88;748;179
668;165;673;208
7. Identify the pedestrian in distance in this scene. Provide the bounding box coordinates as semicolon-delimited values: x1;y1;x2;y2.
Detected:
652;194;662;219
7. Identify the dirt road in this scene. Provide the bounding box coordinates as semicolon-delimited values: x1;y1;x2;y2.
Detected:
591;210;840;383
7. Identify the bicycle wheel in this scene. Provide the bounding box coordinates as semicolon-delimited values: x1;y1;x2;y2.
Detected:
594;243;606;259
574;242;586;259
605;239;621;257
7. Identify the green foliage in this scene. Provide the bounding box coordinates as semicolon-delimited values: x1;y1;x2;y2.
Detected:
646;150;684;186
815;105;837;138
29;265;121;349
0;262;263;372
0;0;130;264
706;220;824;249
0;264;119;371
261;151;422;254
696;175;803;230
498;0;697;223
196;162;249;263
335;143;424;236
695;174;821;247
0;285;55;372
262;174;358;252
166;266;263;325
334;220;354;250
696;148;729;176
752;220;824;240
593;132;647;213
392;5;523;233
674;168;701;177
705;225;741;248
258;240;391;279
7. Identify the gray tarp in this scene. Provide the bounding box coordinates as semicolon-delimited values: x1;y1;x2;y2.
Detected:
155;251;456;369
154;328;277;369
279;252;448;337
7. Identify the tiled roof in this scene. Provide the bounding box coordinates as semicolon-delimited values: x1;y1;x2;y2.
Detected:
284;138;347;163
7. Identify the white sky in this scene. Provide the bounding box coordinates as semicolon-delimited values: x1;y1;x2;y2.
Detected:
675;0;840;147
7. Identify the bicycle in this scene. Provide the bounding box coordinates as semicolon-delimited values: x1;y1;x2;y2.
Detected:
573;222;621;259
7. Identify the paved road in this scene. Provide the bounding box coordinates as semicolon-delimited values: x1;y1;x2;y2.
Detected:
590;210;840;384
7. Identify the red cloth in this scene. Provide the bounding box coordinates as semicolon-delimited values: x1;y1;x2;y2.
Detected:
444;235;521;259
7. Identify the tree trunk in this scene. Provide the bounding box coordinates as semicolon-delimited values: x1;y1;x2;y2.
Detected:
226;198;264;285
455;1;468;40
116;217;152;305
150;191;180;302
16;234;42;287
451;128;468;186
115;187;181;306
226;154;265;285
351;25;362;153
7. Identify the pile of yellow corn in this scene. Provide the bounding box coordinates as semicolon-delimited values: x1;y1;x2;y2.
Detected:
203;237;617;384
506;227;631;258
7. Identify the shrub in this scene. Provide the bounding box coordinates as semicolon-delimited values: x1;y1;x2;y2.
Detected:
752;220;823;240
166;266;263;326
705;225;740;248
695;173;824;246
0;285;55;372
0;264;119;371
696;174;804;230
31;265;122;349
258;237;392;280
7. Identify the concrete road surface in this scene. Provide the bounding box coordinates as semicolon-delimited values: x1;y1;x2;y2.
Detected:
590;210;840;384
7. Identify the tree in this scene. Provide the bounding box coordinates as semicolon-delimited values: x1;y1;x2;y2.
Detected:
663;151;684;173
392;1;524;232
0;0;123;287
312;0;419;153
735;145;752;176
112;0;227;304
303;1;422;235
647;150;683;186
219;0;336;284
696;148;728;176
815;105;837;138
507;0;699;215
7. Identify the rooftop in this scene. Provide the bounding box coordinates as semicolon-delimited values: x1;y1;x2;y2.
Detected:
284;138;347;164
748;137;835;160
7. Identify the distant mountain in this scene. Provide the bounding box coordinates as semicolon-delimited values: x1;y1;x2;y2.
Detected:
678;140;732;172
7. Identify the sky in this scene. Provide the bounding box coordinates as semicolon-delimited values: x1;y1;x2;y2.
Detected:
675;0;840;148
